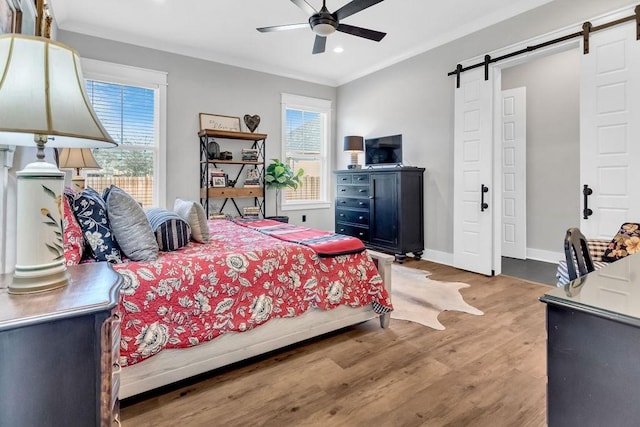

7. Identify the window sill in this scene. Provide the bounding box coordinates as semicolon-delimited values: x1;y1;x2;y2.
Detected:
281;201;331;211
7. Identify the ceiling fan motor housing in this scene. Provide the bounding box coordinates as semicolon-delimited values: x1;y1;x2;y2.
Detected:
309;11;338;36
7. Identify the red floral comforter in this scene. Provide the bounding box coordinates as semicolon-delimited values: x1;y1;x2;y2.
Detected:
112;220;392;367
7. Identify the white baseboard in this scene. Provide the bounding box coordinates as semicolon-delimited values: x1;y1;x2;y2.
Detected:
526;248;563;264
423;249;454;266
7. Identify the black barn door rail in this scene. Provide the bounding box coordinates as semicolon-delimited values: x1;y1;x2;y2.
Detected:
449;5;640;88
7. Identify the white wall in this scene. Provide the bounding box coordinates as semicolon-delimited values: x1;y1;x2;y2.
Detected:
57;31;338;231
337;0;635;258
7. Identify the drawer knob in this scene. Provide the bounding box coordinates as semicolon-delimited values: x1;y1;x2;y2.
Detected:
339;228;345;232
358;216;364;220
341;188;346;192
358;189;366;193
358;202;365;205
340;200;346;204
339;213;345;217
359;232;364;236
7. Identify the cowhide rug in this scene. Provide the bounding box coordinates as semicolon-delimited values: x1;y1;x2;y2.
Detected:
390;264;484;330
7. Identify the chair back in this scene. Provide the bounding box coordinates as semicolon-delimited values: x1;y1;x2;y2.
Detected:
564;227;595;281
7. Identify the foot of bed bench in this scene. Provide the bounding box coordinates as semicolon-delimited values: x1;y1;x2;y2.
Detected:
379;312;390;328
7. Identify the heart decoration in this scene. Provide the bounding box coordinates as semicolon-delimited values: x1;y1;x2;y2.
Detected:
244;114;261;133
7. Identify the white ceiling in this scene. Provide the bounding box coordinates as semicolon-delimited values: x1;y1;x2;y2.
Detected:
50;0;554;87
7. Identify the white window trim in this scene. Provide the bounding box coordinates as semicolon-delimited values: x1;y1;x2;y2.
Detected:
280;93;332;211
81;58;168;208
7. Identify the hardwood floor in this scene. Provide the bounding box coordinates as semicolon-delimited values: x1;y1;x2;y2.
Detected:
120;260;548;426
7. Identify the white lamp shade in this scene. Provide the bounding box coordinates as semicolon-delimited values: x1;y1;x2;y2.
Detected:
0;34;116;148
58;148;101;170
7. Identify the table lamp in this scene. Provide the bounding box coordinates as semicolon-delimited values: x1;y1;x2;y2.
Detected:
0;34;117;294
344;135;364;169
58;148;101;192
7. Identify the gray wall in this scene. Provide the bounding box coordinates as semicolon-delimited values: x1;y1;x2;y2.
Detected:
502;48;581;255
337;0;634;259
57;31;338;231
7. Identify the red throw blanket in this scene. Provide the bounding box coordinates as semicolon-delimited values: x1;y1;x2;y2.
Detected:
235;218;365;257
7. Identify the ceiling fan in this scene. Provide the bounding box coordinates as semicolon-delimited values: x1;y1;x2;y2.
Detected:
257;0;387;54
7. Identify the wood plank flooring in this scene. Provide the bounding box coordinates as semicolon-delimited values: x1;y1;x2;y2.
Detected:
120;260;548;426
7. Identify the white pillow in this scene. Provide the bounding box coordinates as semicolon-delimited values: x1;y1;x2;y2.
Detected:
173;199;210;243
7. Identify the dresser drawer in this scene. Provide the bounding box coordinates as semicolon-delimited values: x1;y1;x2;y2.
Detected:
336;209;369;225
336;198;369;209
336;223;369;241
336;173;369;185
337;184;370;197
336;174;352;184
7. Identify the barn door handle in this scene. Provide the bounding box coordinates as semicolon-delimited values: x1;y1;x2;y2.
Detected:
583;184;593;219
481;184;489;212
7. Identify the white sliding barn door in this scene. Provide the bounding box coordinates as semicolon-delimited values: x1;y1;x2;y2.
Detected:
580;21;640;238
453;67;494;275
501;87;527;259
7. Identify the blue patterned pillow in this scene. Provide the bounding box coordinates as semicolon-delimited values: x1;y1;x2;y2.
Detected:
145;208;191;251
67;187;122;263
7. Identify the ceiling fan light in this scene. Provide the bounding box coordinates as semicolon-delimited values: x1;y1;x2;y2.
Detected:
313;23;336;36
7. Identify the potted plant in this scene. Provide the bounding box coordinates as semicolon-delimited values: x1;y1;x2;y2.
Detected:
264;158;303;223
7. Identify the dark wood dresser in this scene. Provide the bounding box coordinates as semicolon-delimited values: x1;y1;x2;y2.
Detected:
335;167;425;262
540;253;640;426
0;263;123;427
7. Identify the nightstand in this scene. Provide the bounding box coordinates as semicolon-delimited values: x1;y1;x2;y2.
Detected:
0;263;123;427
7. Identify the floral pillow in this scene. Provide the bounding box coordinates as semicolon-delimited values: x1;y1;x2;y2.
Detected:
67;186;122;263
62;193;84;266
602;223;640;262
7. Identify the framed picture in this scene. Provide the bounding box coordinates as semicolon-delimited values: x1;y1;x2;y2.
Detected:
211;176;226;188
246;168;260;181
199;113;241;132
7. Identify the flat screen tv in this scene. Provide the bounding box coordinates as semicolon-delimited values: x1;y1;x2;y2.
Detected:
365;134;402;166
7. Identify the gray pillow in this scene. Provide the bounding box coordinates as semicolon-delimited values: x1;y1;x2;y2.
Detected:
104;186;158;261
173;198;210;243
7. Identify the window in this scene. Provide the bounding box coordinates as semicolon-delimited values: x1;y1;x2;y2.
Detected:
281;93;332;210
80;59;167;208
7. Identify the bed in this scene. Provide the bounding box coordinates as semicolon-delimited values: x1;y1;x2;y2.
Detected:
109;219;394;399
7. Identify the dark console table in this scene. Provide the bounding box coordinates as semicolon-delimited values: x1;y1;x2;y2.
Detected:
540;253;640;427
335;167;424;262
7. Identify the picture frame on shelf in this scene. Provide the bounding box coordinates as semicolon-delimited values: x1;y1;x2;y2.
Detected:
199;113;241;132
211;176;226;188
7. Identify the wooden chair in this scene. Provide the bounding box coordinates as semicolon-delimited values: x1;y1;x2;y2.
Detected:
564;227;595;282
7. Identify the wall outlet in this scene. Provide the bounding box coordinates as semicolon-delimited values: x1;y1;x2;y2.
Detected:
302;215;306;222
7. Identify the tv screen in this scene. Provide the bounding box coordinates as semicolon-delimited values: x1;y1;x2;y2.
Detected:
365;134;402;166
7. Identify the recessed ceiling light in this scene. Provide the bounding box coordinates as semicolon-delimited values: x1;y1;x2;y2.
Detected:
333;47;344;53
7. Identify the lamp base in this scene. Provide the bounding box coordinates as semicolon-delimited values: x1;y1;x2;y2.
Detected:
10;268;70;294
71;175;86;192
10;160;69;294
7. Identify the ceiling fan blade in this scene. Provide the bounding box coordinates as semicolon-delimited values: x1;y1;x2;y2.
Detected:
337;24;386;42
291;0;317;15
334;0;385;21
312;35;327;54
257;23;309;33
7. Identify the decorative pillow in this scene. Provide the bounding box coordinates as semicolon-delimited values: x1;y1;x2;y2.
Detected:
62;193;84;266
602;223;640;262
67;187;122;263
145;208;191;251
103;185;158;262
173;198;210;243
